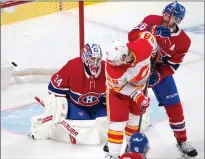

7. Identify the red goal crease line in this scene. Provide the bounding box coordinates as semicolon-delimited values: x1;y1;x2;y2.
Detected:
1;102;38;112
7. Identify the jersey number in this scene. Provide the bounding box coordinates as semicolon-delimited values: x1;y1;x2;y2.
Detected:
54;74;63;87
141;32;156;47
137;22;148;30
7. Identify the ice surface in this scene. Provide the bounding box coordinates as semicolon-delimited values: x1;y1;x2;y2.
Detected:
1;2;204;159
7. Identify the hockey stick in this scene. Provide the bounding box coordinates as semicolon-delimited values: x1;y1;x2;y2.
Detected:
138;1;178;132
32;94;46;107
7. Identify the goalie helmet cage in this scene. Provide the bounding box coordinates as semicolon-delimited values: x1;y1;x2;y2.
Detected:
1;1;85;84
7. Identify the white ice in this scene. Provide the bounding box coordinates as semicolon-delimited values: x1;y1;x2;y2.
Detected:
1;2;204;159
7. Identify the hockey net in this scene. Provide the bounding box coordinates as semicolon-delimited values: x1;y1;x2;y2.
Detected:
1;1;91;87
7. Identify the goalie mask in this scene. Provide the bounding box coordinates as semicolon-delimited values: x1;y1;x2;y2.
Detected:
82;43;103;77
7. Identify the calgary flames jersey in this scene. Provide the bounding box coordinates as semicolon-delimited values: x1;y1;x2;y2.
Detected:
106;38;153;96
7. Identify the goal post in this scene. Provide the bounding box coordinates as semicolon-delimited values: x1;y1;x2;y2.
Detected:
79;1;84;53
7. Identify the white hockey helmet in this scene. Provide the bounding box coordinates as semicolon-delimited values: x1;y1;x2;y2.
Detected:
106;40;129;66
82;43;103;76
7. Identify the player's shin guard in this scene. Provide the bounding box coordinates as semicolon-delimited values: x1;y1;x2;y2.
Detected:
164;102;187;142
125;114;140;148
107;122;126;157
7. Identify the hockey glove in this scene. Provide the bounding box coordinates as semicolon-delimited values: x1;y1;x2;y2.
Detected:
148;70;161;88
131;90;150;112
153;25;171;37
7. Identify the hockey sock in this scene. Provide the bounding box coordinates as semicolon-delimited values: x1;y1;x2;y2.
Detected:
108;129;124;156
125;124;139;144
107;121;126;157
164;102;187;142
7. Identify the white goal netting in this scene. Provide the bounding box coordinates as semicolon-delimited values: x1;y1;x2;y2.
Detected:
1;1;83;87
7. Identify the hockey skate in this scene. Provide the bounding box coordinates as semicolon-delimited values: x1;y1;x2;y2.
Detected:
105;153;120;159
177;141;198;159
103;143;129;153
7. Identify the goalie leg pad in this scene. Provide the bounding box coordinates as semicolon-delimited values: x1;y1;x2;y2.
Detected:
31;94;68;140
31;115;43;127
51;118;101;145
31;122;51;140
42;93;68;125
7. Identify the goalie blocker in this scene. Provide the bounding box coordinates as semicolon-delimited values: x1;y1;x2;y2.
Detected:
30;93;151;145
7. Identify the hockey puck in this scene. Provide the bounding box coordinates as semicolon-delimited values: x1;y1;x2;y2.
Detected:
11;62;17;67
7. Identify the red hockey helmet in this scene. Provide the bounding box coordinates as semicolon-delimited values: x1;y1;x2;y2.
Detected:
120;152;144;159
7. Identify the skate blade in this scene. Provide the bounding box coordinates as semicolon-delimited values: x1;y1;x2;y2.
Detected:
179;149;196;159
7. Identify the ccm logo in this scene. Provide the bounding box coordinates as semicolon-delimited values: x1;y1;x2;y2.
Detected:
61;120;78;137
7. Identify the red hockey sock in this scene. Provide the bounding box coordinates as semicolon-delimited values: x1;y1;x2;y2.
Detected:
164;102;187;142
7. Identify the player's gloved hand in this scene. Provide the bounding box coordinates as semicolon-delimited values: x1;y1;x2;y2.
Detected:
131;90;150;111
148;70;161;88
153;25;171;37
139;31;159;55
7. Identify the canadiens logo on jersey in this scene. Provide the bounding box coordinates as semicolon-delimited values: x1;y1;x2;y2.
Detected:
152;45;174;62
78;92;101;106
68;90;102;107
158;49;168;61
